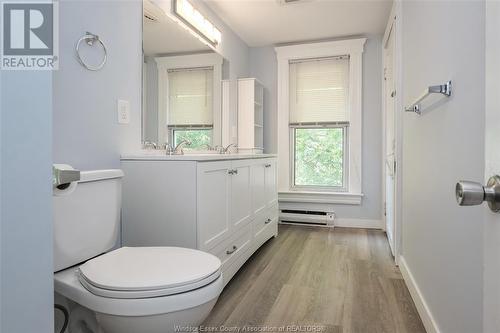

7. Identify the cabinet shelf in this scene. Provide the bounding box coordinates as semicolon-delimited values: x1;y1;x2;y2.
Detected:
238;78;265;153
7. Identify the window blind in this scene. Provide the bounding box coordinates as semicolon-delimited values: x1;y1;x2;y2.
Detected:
168;67;213;126
289;56;349;124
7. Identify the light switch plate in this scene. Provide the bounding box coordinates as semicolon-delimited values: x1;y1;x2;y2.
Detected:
117;100;130;124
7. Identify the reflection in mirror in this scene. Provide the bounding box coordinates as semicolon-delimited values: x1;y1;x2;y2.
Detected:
142;0;226;150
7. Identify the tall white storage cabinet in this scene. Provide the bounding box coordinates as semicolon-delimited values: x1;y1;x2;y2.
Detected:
121;155;278;286
238;78;264;153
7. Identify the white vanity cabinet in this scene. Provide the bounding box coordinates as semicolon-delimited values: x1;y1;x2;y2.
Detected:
121;155;278;285
196;161;232;250
196;160;253;251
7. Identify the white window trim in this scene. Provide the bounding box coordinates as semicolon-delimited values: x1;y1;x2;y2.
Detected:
155;53;223;145
275;38;366;204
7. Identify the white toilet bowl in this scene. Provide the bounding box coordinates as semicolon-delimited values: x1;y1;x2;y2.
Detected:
55;246;223;333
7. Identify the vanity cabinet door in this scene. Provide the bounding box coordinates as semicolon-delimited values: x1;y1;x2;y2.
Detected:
229;160;252;230
264;159;278;207
251;161;267;216
197;161;232;250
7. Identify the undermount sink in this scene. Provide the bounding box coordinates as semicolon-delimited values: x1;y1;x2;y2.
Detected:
183;150;221;155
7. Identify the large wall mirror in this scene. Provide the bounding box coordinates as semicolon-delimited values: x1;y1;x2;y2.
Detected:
142;0;227;149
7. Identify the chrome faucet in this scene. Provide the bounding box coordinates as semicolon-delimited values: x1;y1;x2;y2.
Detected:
201;143;217;151
142;141;157;150
166;140;192;155
219;143;237;154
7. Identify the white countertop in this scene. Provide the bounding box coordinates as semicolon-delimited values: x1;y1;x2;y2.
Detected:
121;152;277;161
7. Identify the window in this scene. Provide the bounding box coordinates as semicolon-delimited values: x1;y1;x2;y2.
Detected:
167;67;213;149
289;56;350;190
276;39;365;202
293;126;347;188
173;128;212;147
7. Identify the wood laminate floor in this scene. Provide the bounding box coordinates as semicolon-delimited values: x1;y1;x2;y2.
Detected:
203;224;426;333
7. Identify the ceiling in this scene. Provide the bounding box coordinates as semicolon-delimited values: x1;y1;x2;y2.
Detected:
203;0;393;47
143;0;210;56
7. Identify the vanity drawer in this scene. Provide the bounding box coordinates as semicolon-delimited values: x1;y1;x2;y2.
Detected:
253;204;278;237
222;246;253;286
208;222;253;271
253;204;278;250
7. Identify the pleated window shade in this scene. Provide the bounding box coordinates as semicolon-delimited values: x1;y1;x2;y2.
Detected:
289;56;349;124
168;67;213;126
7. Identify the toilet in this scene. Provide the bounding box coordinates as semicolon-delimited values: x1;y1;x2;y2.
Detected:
53;168;223;333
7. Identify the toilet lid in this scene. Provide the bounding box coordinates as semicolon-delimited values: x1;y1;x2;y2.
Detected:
78;247;221;298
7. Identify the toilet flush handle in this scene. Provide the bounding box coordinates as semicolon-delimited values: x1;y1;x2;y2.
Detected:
53;165;80;188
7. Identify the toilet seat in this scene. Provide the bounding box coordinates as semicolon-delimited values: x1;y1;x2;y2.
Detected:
78;247;222;299
54;265;223;317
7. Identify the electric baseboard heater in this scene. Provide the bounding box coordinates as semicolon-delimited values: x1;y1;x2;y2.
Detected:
280;209;334;226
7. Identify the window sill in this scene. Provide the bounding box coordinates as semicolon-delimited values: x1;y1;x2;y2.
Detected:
278;190;364;205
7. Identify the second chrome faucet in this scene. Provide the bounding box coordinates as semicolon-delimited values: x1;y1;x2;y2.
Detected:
166;140;192;155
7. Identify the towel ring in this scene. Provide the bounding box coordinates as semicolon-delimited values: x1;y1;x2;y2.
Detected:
75;32;107;71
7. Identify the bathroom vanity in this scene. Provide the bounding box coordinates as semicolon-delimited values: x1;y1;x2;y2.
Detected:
121;153;278;285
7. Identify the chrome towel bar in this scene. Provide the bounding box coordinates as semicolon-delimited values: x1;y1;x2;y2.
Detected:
405;80;452;114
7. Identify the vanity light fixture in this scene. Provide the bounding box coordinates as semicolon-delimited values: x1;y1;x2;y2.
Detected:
172;0;222;46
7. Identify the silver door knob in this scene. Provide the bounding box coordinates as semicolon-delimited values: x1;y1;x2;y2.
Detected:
456;175;500;212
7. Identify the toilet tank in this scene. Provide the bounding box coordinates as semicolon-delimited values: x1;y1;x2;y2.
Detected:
53;168;124;272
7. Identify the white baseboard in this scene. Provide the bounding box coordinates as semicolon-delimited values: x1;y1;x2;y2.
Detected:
334;218;382;229
398;255;441;333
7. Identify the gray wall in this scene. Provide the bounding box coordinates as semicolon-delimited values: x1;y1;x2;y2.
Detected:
248;46;277;155
1;72;54;332
53;0;143;170
401;2;485;332
248;36;383;220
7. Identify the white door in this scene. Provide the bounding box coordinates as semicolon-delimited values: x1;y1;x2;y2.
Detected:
229;160;252;229
384;21;396;256
197;161;231;250
484;4;500;331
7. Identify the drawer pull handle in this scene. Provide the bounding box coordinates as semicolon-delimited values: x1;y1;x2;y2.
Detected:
228;169;238;175
226;245;237;255
265;218;272;224
265;164;272;168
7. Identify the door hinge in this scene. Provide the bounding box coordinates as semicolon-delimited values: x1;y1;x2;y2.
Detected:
384;202;387;216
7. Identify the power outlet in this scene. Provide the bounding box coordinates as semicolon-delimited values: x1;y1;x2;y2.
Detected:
117;99;130;124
